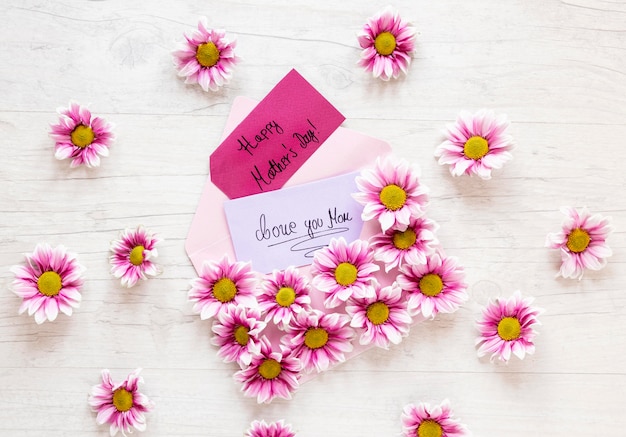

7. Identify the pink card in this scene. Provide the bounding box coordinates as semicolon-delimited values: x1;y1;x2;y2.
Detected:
209;69;346;199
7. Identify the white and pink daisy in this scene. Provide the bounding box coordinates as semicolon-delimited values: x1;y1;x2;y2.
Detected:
475;291;543;363
109;225;161;288
188;256;258;320
212;305;267;368
396;253;468;319
258;267;312;329
172;17;239;92
401;400;469;437
434;109;514;180
546;206;613;280
353;156;429;233
357;7;416;81
49;101;114;168
282;309;354;373
345;281;412;349
234;336;301;403
370;216;440;272
10;243;85;324
88;368;154;437
310;238;380;308
245;419;296;437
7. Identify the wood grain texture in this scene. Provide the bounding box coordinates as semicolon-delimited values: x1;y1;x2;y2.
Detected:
1;0;625;436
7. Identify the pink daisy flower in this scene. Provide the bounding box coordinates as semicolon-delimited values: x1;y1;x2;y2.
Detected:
212;305;267;368
369;216;439;272
434;109;514;180
282;309;354;373
475;291;543;362
345;281;412;349
10;243;84;324
545;206;613;280
401;400;469;437
353;155;429;233
172;17;239;92
188;256;258;320
357;7;416;81
234;336;301;403
49;101;114;168
109;225;162;288
396;253;468;319
258;267;312;329
88;368;154;437
310;238;380;308
245;419;296;437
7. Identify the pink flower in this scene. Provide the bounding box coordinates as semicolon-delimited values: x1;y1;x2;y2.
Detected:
172;17;239;92
234;336;301;403
212;306;267;368
310;238;380;308
282;309;354;373
546;206;612;280
434;109;514;180
475;291;543;362
258;267;312;329
49;101;114;168
245;419;296;437
188;256;258;320
357;7;416;81
10;243;84;324
109;225;161;288
401;400;469;437
396;253;468;319
345;281;412;349
369;216;439;272
353;156;429;233
88;369;154;437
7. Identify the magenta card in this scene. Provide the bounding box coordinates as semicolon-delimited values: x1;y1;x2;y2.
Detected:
209;69;345;199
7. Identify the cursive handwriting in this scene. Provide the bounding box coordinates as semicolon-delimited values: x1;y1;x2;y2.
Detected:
255;213;297;241
237;120;284;156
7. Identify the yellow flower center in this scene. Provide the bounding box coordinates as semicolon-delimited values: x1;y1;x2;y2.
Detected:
129;245;145;266
233;325;250;346
497;316;522;341
419;273;444;297
275;286;296;307
70;124;95;148
393;228;417;250
196;42;220;68
212;278;237;303
417;419;443;437
366;301;390;325
37;271;62;297
112;388;133;412
334;262;358;286
374;31;397;56
258;358;282;380
304;327;329;350
566;228;591;253
463;136;489;160
379;184;407;211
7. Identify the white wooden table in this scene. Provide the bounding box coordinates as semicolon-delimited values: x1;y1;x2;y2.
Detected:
1;1;625;435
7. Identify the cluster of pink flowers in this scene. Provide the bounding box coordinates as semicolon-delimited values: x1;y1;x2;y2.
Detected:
187;256;357;403
352;154;470;323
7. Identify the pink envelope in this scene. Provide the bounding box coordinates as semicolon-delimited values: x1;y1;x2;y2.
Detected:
185;96;414;386
185;96;393;272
